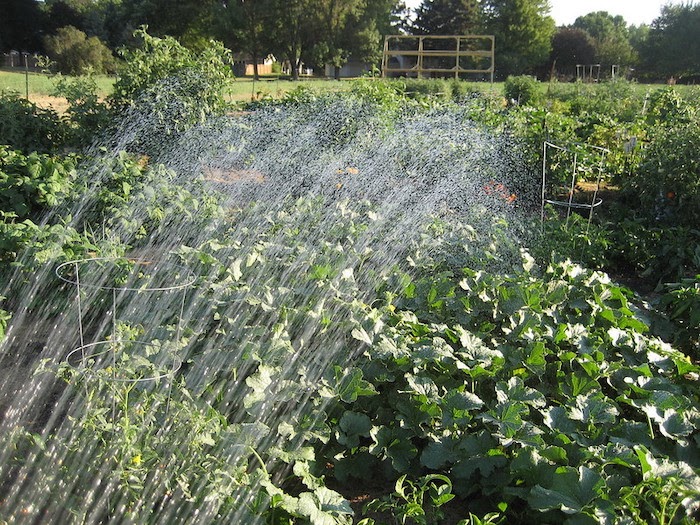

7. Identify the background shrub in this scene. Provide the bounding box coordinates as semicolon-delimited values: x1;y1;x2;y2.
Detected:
627;121;700;227
0;91;66;153
110;29;233;115
108;29;234;155
504;75;540;105
43;26;117;75
51;74;111;148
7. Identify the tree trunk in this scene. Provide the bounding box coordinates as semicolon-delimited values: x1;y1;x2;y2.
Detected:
288;41;300;80
252;49;260;81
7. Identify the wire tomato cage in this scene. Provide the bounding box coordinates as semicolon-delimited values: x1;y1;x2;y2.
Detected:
540;141;610;233
56;257;196;385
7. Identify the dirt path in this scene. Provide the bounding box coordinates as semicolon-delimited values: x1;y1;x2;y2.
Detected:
29;95;69;114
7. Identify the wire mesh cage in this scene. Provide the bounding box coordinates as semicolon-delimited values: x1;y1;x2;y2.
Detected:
540;141;609;233
56;257;195;385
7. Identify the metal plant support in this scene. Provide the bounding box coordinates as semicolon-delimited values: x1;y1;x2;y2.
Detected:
541;141;609;233
56;257;195;398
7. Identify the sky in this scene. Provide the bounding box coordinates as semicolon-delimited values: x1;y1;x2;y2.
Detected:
403;0;680;27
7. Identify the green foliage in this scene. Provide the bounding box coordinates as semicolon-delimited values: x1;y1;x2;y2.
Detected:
641;3;700;80
321;250;700;523
0;302;10;342
572;11;636;69
2;75;700;525
660;275;700;358
0;212;100;284
550;28;596;77
532;211;613;270
503;75;540;105
0;146;76;220
402;79;453;101
482;0;555;77
50;73;112;147
0;91;66;153
412;0;483;35
110;28;234;145
627;112;700;227
360;474;456;525
43;25;117;75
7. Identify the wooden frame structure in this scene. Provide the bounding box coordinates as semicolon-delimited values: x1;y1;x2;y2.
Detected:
576;64;601;82
381;35;495;81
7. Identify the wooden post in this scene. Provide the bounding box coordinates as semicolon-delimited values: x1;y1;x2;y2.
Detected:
24;53;29;100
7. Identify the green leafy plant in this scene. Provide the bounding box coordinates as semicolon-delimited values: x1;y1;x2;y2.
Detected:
50;72;112;147
0;91;65;153
0;146;76;220
659;275;700;358
110;28;233;153
629;120;700;227
360;474;455;525
504;75;540;106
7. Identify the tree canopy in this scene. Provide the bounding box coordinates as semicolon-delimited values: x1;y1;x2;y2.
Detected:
573;11;636;69
483;0;555;78
412;0;483;35
2;0;699;79
642;3;700;80
549;27;596;77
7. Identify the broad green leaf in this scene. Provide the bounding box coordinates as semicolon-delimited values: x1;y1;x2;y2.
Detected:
297;490;352;525
420;439;455;469
496;377;546;408
244;364;276;408
528;466;605;514
569;393;618;425
510;447;557;486
231;258;243;281
525;341;547;376
370;426;417;473
443;389;484;411
351;327;373;346
543;406;578;435
660;410;695;440
338;411;372;449
480;401;528;439
452;450;508;480
406;375;439;398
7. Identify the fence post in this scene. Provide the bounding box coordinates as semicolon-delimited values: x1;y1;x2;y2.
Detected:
24;52;30;99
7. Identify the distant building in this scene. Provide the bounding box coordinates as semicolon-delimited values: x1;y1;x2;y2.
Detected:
324;59;373;79
232;53;275;77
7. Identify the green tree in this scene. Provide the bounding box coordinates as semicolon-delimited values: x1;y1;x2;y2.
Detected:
641;3;700;80
42;0;87;36
265;0;319;79
0;0;44;52
120;0;216;47
317;0;404;77
211;0;272;80
412;0;483;35
549;27;596;78
77;0;135;50
313;0;376;78
43;25;116;74
483;0;555;78
347;0;402;63
573;11;636;70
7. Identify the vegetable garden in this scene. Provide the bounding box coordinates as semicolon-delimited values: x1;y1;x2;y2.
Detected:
0;36;699;525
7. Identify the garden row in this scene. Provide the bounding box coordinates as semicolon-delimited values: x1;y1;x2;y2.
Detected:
0;32;699;524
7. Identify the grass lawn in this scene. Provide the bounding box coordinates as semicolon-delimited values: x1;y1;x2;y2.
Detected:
0;68;115;97
3;67;688;112
224;76;355;103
